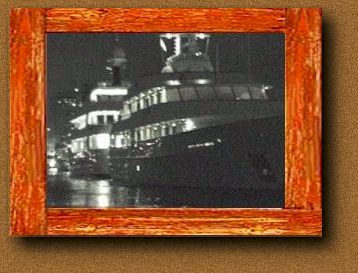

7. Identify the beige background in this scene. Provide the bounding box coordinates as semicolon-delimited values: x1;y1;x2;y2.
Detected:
1;1;357;272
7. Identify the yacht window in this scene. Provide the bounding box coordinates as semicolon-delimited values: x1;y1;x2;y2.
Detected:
135;129;140;142
107;115;114;124
110;95;122;102
172;125;178;134
166;88;181;102
122;103;131;116
152;93;159;105
160;126;166;137
216;86;234;100
249;86;266;100
147;95;153;106
143;97;150;108
159;90;168;103
180;87;198;101
233;86;251;100
197;86;216;100
131;100;138;112
165;126;170;136
153;128;160;138
97;95;109;102
145;127;151;140
140;128;145;141
97;115;105;125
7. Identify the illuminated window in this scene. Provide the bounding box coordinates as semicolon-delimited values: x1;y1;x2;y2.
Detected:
134;129;140;142
140;128;145;141
160;89;168;103
152;93;159;105
184;119;196;131
233;86;251;100
153;127;160;138
89;134;110;149
172;124;178;134
122;103;131;116
249;86;267;100
160;126;166;137
131;100;138;112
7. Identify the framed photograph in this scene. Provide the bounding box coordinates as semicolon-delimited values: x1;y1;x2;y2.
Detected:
10;8;322;236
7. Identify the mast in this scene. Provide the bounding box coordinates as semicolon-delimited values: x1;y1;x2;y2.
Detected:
107;37;127;86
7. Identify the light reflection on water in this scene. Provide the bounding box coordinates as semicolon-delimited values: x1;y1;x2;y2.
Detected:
47;175;144;208
46;174;283;208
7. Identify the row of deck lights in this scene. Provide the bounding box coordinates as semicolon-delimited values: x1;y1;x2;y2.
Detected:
113;118;195;147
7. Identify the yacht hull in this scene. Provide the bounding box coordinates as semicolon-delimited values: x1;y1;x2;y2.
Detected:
109;116;284;191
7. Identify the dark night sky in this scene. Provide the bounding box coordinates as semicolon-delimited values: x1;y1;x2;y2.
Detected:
47;33;284;140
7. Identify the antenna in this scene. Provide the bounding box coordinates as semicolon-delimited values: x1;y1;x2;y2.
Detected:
107;36;127;86
215;42;220;73
248;35;251;78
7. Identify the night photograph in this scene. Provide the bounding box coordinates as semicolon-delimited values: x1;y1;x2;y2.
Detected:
46;33;285;208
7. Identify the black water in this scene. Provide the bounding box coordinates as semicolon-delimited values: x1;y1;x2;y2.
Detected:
46;174;283;208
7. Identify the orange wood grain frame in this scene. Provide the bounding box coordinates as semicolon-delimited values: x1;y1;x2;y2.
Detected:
10;8;322;236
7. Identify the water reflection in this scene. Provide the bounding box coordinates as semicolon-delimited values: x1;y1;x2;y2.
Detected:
46;174;283;208
47;176;141;208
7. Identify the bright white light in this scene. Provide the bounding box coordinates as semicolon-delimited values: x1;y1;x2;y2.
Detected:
96;194;110;207
196;33;209;39
48;167;58;176
184;119;196;131
95;180;111;194
48;158;56;168
91;134;110;149
90;87;128;102
160;39;167;52
195;79;211;85
136;165;141;172
166;80;181;86
188;141;215;149
74;88;79;92
264;85;272;90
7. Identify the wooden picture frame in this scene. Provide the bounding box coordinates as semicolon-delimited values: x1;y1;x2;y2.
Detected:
10;8;322;236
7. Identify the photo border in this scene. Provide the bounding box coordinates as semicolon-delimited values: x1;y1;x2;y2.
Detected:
10;8;322;236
